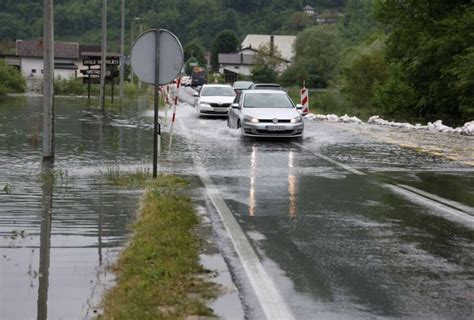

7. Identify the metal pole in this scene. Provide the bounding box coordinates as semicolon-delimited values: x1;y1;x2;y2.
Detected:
119;0;125;99
153;30;161;178
99;0;107;113
137;23;143;89
130;19;134;84
42;0;54;160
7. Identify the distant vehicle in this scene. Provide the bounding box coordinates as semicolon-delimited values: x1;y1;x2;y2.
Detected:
191;67;207;86
233;81;254;93
249;83;283;90
181;76;191;86
227;89;304;138
193;84;236;117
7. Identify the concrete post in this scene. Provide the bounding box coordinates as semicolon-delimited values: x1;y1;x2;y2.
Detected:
43;0;54;160
99;0;108;113
119;0;125;99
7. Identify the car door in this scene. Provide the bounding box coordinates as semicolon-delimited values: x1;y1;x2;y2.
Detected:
228;92;242;128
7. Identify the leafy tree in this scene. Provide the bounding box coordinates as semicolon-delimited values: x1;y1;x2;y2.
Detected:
251;43;283;83
211;30;239;71
0;59;26;98
341;38;388;109
184;39;206;66
338;0;378;45
375;0;474;117
290;25;342;88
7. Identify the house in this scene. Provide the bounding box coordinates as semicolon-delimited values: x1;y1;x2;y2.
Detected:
241;34;296;63
218;35;296;82
304;5;315;16
16;39;79;79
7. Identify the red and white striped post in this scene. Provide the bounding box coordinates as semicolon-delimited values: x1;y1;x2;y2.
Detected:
168;77;181;151
300;81;309;115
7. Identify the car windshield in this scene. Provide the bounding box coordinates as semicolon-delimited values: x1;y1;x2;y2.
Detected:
201;87;235;96
233;81;253;89
244;93;294;108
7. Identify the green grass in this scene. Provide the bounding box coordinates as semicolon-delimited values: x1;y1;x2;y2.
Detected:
102;167;152;188
98;175;217;320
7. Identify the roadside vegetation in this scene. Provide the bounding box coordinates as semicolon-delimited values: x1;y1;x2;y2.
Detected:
53;76;148;97
99;175;217;319
279;0;474;122
0;59;26;98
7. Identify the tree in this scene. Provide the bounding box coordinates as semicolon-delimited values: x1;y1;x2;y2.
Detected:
0;59;26;98
290;25;342;88
184;39;206;67
211;30;239;71
341;38;388;109
251;43;283;83
375;0;474;117
338;0;378;45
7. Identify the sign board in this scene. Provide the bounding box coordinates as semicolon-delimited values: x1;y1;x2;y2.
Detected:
82;76;117;84
83;57;120;66
189;62;198;67
131;29;184;85
79;69;111;76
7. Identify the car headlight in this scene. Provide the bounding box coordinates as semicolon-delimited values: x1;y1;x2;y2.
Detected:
291;116;302;124
199;102;211;108
244;116;259;123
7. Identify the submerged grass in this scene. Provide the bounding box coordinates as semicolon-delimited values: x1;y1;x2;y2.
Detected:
98;175;217;320
102;167;152;188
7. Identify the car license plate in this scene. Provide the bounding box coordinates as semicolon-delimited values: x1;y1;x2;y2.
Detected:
266;125;286;131
214;107;228;112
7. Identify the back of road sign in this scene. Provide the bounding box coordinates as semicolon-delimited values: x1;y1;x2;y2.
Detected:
131;29;183;85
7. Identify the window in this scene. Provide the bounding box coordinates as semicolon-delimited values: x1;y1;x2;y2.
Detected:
31;69;36;74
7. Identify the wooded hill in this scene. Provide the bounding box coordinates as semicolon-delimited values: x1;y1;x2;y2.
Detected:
0;0;343;50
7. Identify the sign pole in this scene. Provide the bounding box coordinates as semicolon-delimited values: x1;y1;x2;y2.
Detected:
153;30;161;178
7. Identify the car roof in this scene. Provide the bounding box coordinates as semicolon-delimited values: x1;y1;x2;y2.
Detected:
251;83;281;87
243;89;287;94
202;84;232;88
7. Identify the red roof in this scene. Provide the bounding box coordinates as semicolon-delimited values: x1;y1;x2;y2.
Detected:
16;39;79;59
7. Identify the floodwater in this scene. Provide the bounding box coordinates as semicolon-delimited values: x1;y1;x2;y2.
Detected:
176;87;474;319
0;97;161;319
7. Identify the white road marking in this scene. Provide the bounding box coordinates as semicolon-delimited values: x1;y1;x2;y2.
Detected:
292;142;366;175
177;119;295;320
386;184;474;228
292;142;474;228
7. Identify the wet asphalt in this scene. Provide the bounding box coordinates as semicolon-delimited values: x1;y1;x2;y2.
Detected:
177;87;474;319
1;92;473;319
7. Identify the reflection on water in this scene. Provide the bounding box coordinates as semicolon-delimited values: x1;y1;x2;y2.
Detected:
0;97;153;319
37;160;53;320
247;145;298;220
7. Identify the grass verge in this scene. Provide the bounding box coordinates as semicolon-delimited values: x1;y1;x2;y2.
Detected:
98;175;217;319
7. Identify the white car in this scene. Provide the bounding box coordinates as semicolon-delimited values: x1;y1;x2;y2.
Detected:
181;76;191;86
227;89;304;138
193;84;236;116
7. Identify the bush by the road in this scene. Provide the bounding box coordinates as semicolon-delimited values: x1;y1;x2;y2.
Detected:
0;59;26;98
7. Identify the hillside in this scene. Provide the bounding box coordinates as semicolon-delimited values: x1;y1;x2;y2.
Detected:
0;0;344;50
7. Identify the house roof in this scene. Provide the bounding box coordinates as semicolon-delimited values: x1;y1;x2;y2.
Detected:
218;53;254;65
241;35;296;62
16;39;79;59
304;5;315;10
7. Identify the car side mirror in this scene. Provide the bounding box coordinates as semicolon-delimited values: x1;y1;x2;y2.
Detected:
296;104;303;110
193;92;199;97
231;103;240;109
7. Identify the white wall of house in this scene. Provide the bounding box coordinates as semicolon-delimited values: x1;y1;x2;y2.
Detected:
219;65;252;77
20;57;77;79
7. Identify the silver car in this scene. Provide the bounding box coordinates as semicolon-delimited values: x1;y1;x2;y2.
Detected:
193;84;236;116
227;90;304;138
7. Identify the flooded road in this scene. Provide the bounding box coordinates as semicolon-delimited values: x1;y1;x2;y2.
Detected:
175;87;474;319
0;97;158;319
1;91;473;319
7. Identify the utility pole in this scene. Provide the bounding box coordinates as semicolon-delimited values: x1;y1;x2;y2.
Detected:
99;0;108;113
43;0;54;160
119;0;125;99
130;17;140;85
137;22;143;89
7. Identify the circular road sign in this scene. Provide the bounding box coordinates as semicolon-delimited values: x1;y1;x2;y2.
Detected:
131;29;184;85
